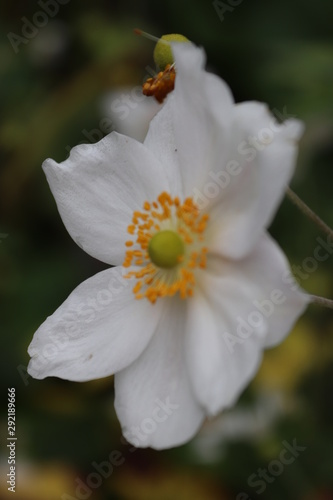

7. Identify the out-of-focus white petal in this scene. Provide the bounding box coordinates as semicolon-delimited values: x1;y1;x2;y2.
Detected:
28;267;162;381
101;87;161;142
207;102;304;259
43;132;171;266
185;233;308;414
114;299;205;449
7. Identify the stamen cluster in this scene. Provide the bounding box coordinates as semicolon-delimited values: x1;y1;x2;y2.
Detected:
123;192;209;303
142;64;176;103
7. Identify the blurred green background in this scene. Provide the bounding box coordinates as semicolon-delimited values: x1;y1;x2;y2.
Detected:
1;0;333;499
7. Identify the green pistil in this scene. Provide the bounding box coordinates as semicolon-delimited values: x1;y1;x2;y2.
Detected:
148;230;185;269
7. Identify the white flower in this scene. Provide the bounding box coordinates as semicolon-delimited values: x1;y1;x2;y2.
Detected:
28;43;309;450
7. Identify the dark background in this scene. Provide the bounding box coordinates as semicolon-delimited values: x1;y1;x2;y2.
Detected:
1;0;333;498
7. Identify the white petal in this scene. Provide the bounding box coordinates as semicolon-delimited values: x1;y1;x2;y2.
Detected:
144;95;183;196
44;133;170;266
114;299;205;449
239;232;310;348
208;102;304;259
171;43;234;197
28;267;163;381
210;232;309;348
185;274;264;416
185;233;308;415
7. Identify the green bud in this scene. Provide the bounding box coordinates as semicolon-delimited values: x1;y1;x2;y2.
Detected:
153;34;190;70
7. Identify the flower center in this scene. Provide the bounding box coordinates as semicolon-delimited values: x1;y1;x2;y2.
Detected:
148;230;184;269
123;192;209;304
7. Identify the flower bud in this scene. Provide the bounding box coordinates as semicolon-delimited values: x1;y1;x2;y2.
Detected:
153;34;190;70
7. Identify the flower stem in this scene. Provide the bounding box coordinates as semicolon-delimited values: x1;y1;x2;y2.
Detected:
310;295;333;310
286;187;333;239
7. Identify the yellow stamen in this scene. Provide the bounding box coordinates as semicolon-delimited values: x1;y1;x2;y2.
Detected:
123;193;209;304
142;64;176;103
